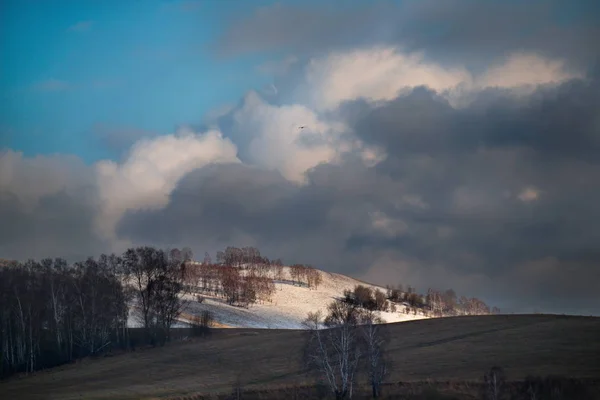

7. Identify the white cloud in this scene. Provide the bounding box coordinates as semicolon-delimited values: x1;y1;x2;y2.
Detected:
227;47;580;187
94;128;239;242
231;91;387;183
231;91;342;183
301;47;580;110
477;52;579;89
306;47;472;110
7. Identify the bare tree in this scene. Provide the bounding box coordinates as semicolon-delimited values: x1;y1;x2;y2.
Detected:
361;312;388;398
0;256;127;377
123;247;187;345
216;250;225;265
325;299;361;327
290;264;306;285
274;263;285;289
442;289;457;315
181;247;194;262
427;288;444;317
483;366;506;400
459;296;491;315
304;266;322;289
353;285;373;309
123;247;160;341
385;284;403;302
224;246;243;267
373;289;387;311
190;310;213;337
168;248;182;264
303;310;362;400
312;268;323;289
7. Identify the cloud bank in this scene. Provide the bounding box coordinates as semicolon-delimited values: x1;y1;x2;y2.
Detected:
2;0;599;315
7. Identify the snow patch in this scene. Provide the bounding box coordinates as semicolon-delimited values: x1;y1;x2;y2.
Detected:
169;267;428;329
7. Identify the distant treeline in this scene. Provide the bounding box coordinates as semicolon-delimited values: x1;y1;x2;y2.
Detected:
187;247;322;307
341;284;499;317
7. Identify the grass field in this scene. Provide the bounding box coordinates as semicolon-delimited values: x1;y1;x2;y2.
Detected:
1;314;599;399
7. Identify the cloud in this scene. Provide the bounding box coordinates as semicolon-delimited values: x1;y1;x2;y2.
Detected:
94;127;240;247
116;73;600;314
305;47;472;110
477;52;581;89
216;1;600;70
257;55;299;76
68;20;93;32
302;47;580;110
227;91;341;182
0;150;106;261
3;1;600;315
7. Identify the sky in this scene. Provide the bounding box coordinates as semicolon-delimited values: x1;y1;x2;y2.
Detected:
1;0;600;315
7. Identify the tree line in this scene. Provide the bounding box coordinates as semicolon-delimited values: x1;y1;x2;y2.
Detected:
0;244;311;377
339;284;498;317
185;249;323;307
1;256;128;377
0;246;202;378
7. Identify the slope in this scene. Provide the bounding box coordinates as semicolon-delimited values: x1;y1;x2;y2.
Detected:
2;315;599;400
179;267;427;329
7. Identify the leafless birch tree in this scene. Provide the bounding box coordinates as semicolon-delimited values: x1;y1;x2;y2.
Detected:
303;310;362;400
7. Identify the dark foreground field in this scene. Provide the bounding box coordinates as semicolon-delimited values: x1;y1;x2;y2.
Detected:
1;315;599;399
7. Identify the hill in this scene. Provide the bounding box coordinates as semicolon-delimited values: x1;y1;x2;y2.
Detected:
2;314;599;399
129;266;428;329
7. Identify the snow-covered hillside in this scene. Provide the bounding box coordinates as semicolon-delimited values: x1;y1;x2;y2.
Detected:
173;267;428;329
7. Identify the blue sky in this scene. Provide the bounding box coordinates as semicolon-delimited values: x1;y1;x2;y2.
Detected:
0;0;278;162
5;0;591;163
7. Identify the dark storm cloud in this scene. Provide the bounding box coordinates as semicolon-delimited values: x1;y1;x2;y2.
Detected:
117;160;417;271
0;156;107;262
350;78;600;161
118;74;600;314
0;191;107;262
346;77;600;313
217;0;600;70
3;0;598;316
